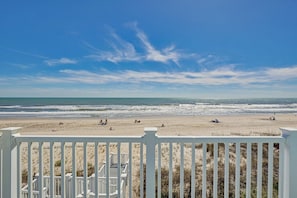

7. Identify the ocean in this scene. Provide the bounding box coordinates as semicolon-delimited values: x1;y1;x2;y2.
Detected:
0;98;297;118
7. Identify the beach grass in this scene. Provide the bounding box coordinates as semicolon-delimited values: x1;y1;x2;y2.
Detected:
135;143;280;198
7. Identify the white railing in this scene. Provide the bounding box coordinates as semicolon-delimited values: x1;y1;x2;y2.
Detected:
20;153;129;198
0;127;297;197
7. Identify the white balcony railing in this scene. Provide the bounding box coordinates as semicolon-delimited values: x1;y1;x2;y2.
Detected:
0;127;297;197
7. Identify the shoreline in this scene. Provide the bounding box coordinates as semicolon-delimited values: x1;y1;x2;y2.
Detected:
1;113;296;136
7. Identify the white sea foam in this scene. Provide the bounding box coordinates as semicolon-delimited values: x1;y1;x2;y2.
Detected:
1;100;297;118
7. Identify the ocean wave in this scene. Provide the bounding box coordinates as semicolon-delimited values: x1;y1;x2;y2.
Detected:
1;99;297;118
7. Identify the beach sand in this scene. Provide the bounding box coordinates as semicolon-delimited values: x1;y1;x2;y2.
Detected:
1;113;296;136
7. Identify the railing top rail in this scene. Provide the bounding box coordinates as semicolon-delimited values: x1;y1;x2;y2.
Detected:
157;135;285;143
0;127;22;131
12;133;285;144
13;134;144;143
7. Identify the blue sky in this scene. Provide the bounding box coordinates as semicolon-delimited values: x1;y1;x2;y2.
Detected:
1;1;297;98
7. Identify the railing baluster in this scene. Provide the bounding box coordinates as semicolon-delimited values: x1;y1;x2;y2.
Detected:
213;143;218;198
50;142;54;197
17;143;21;198
128;142;132;198
180;143;184;197
94;142;99;198
267;142;273;198
224;143;229;198
257;143;263;198
278;141;284;198
83;142;87;198
235;143;241;198
61;142;65;198
140;142;143;198
169;142;173;198
106;142;110;197
202;143;207;198
72;142;77;197
246;143;251;198
117;142;121;198
158;142;161;198
39;142;44;198
191;143;196;198
28;142;32;198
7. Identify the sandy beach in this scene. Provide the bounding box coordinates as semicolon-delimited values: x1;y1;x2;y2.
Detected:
1;113;296;136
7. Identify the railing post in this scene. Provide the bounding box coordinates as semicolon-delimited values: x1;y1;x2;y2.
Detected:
144;127;158;197
281;127;297;198
0;127;21;198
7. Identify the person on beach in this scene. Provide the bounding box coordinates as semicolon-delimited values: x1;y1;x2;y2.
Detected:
99;119;108;125
211;118;220;123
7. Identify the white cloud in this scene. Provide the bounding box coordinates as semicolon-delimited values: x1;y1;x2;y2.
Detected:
86;31;141;63
265;66;297;80
44;58;77;66
7;48;48;59
86;24;184;65
196;54;231;69
3;65;297;89
5;62;34;69
24;65;295;86
133;24;180;64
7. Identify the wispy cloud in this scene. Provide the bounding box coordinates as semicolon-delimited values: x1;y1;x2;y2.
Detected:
4;62;34;69
196;54;231;69
6;48;48;59
86;23;185;65
265;66;297;80
86;31;141;63
132;23;181;64
24;65;297;86
44;58;77;66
